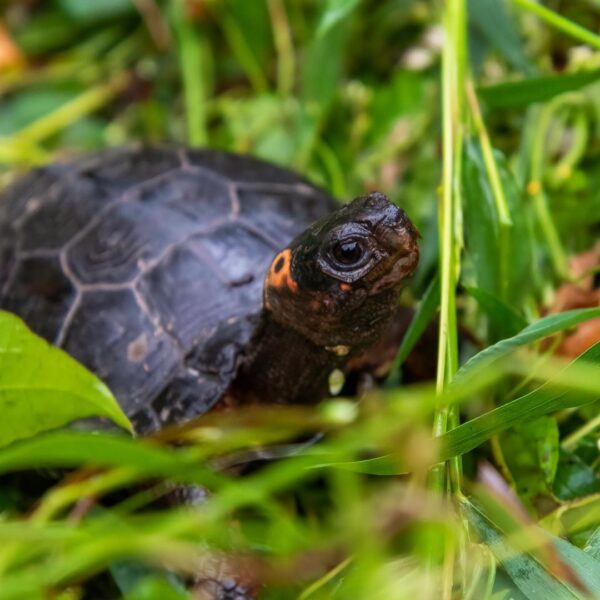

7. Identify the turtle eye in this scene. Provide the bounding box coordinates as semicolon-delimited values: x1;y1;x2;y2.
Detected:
332;239;364;266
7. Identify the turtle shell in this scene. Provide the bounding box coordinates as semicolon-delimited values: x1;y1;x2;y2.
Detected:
0;147;336;433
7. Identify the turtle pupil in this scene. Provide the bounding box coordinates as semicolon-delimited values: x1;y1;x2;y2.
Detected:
333;240;363;265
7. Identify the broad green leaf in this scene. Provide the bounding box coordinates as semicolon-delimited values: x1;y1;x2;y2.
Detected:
0;311;132;446
463;498;600;599
453;308;600;387
554;449;600;501
498;417;559;507
491;569;528;600
441;342;600;461
479;70;600;109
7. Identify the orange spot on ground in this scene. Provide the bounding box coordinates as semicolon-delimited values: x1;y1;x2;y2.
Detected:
339;283;352;292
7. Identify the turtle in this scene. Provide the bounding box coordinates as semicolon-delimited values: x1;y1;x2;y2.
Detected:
0;146;419;434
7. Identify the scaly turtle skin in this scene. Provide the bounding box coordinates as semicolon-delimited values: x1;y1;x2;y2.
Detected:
0;146;419;435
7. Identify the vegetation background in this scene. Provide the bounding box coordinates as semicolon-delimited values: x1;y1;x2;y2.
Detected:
0;0;599;598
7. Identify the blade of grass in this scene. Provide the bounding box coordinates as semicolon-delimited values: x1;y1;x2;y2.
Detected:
433;0;466;505
171;0;209;146
512;0;600;50
453;307;600;386
219;14;268;93
2;72;128;154
440;342;600;460
267;0;295;98
478;69;600;109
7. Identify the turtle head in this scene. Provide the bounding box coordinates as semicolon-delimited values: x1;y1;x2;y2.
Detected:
264;192;420;351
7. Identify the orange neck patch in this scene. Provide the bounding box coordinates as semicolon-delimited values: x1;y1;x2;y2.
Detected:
266;248;299;293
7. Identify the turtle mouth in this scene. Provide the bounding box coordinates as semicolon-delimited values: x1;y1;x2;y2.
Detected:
369;216;420;293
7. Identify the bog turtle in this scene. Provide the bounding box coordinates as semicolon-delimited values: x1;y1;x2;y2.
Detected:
0;146;419;434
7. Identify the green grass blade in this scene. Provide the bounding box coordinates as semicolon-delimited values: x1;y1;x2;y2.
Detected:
453;308;600;386
440;342;600;461
465;286;527;338
295;0;360;165
0;430;223;487
469;0;533;75
171;0;209;146
479;69;600;109
512;0;600;51
462;498;595;600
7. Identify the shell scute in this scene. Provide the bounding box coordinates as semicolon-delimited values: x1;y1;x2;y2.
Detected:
237;188;335;247
137;244;242;351
192;222;273;289
63;289;181;415
1;255;76;342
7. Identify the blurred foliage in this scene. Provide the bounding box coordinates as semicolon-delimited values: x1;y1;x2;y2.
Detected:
0;0;599;598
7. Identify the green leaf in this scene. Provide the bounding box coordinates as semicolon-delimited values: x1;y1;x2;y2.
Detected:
465;286;527;339
453;308;600;387
479;69;600;109
463;498;600;599
296;0;360;164
498;417;559;507
468;0;533;75
58;0;135;23
0;311;132;446
554;449;600;501
584;528;600;562
369;70;426;144
316;0;361;37
440;342;600;461
462;141;533;332
125;576;188;600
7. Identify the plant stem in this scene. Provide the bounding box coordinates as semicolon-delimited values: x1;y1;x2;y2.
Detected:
512;0;600;50
465;81;512;226
465;80;514;300
433;0;465;489
220;15;268;93
528;96;576;280
268;0;296;97
562;411;600;450
172;0;209;146
6;73;128;148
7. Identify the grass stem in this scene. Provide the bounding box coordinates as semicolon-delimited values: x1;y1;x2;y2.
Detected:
172;0;209;146
267;0;296;97
512;0;600;50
